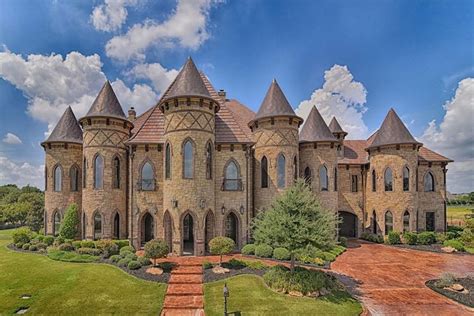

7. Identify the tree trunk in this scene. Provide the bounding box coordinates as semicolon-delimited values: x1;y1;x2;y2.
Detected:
219;254;222;266
290;253;295;273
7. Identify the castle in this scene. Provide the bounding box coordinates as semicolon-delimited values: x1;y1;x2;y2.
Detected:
42;58;452;255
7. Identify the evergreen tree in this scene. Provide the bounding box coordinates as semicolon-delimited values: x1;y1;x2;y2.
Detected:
59;203;79;239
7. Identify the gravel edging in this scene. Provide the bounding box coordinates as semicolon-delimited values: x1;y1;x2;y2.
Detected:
426;278;474;307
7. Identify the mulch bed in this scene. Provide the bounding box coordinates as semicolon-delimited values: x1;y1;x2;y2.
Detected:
240;254;331;269
203;263;266;283
392;243;473;255
426;277;474;307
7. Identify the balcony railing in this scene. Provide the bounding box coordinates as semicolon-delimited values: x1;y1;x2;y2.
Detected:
222;179;243;191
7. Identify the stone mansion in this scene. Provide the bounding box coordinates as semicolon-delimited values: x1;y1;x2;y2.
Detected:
42;58;452;255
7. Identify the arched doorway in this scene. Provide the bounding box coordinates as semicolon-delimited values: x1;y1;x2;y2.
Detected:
204;211;215;254
225;212;238;248
182;213;194;255
141;213;154;245
163;211;173;254
338;211;357;238
113;213;120;239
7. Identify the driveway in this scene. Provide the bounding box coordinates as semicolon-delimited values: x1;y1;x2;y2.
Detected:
331;240;474;315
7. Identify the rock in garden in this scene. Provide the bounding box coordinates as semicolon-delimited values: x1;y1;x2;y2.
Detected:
289;291;303;297
450;284;464;291
212;266;230;274
320;287;330;296
441;246;456;253
145;267;163;275
309;291;320;298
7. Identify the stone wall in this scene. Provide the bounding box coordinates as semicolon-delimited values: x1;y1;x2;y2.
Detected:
337;164;365;237
417;162;446;232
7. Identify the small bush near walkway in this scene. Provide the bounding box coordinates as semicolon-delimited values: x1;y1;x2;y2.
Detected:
273;247;291;260
209;236;234;265
255;244;273;258
241;243;255;255
386;231;401;245
417;232;436;245
144;239;168;266
402;232;418;245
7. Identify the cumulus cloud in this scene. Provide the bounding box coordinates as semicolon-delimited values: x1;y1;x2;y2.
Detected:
111;79;158;115
128;62;178;93
91;0;140;32
295;65;369;139
2;133;22;145
105;0;218;61
420;77;474;193
0;156;44;189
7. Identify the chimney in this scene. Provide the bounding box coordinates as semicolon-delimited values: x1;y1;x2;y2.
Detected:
218;89;226;100
128;107;136;121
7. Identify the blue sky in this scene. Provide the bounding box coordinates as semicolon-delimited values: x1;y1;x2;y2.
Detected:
0;0;472;192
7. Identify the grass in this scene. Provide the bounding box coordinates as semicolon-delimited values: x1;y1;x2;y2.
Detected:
47;249;100;263
447;205;474;224
0;229;166;315
204;274;362;316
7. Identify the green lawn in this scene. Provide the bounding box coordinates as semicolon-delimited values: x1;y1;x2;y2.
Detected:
204;274;362;316
0;229;166;315
447;205;474;224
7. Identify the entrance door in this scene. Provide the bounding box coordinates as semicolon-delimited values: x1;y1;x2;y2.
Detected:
142;213;154;245
183;214;194;255
225;213;238;246
426;212;435;231
339;211;357;237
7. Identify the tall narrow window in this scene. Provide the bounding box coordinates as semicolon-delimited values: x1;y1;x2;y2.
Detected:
94;155;104;189
83;157;87;188
113;156;120;189
206;142;212;179
224;160;240;191
403;167;410;191
54;165;62;192
165;143;171;179
384;168;393;191
261;156;268;188
141;161;155;191
334;167;338;191
94;212;102;240
45;167;48;191
385;211;393;235
53;211;61;236
319;165;328;191
403;211;410;232
372;170;376;192
277;154;286;188
183;140;193;179
351;175;358;192
426;212;435;231
424;172;435;192
70;165;79;192
293;156;298;181
304;167;312;187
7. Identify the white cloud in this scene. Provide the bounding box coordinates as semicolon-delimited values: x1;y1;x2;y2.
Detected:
295;65;369;139
420;77;474;193
128;62;178;93
2;133;22;145
0;156;44;189
111;79;158;115
105;0;218;61
91;0;140;32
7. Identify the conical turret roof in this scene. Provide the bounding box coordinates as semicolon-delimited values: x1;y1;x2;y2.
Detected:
164;57;211;100
83;81;126;119
329;117;347;135
300;106;337;143
253;79;300;121
367;108;421;149
42;106;82;145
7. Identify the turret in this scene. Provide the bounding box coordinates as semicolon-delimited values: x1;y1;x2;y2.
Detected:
41;106;83;236
329;116;347;158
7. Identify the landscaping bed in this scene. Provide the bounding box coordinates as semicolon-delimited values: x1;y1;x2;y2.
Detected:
426;276;474;307
241;254;331;269
203;259;267;283
392;243;473;255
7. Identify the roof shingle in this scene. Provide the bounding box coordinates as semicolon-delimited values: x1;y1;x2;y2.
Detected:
253;79;300;121
299;106;337;143
42;106;83;146
83;81;126;119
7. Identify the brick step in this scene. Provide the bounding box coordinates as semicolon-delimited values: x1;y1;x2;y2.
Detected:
167;284;203;296
169;274;202;284
161;308;205;316
171;266;203;274
163;295;204;309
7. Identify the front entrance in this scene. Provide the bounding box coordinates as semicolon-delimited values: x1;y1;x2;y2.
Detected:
141;213;154;245
339;211;357;237
182;214;194;255
225;213;238;248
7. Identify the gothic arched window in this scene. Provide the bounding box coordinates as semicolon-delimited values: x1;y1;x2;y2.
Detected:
206;142;212;179
183;140;193;179
261;156;268;188
112;156;120;189
94;154;104;189
141;161;155;191
224;160;240;191
403;167;410;191
70;165;79;192
54;165;62;192
304;167;312;187
385;211;393;235
94;212;102;240
165;143;171;179
403;210;410;232
424;172;435;192
53;211;61;236
372;169;376;192
293;156;298;181
319;165;328;191
83;157;87;188
384;168;393;192
277;154;286;189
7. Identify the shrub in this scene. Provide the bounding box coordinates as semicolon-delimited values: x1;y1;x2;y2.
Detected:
113;240;130;249
203;261;213;269
446;231;458;240
144;239;168;266
15;242;25;249
386;231;401;245
36;235;45;242
329;245;346;256
443;239;465;252
159;262;176;273
417;232;436;245
22;243;31;250
255;244;273;258
435;272;456;288
119;246;135;256
313;257;325;266
120;250;133;258
53;236;65;246
360;232;384;243
12;227;34;245
243;260;267;270
118;258;131;267
36;242;48;250
128;260;141;270
28;245;38;251
47;249;99;263
138;256;151;266
435;233;447;243
77;247;102;256
72;241;82;250
126;253;138;261
58;242;74;251
273;247;290;260
460;228;473;245
209;237;235;265
338;236;347;247
320;251;336;262
43;236;54;246
81;240;95;248
241;244;256;255
110;255;121;263
227;258;246;269
96;240;119;258
59;203;79;239
402;232;418;245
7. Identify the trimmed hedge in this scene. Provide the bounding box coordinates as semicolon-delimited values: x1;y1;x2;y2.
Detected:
113;240;130;249
443;239;465;252
58;243;74;251
81;240;95;248
110;254;122;263
120;246;135;256
77;247;102;256
28;245;38;251
12;227;34;245
128;260;141;270
255;244;273;258
386;231;401;245
241;244;256;255
22;243;31;250
417;232;436;245
43;236;54;246
118;258;131;267
402;232;418;245
138;256;151;266
273;247;290;260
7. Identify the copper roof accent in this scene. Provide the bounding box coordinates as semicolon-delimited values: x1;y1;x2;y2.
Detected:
329;116;347;135
163;57;211;101
41;106;83;146
299;106;337;143
83;81;126;120
367;108;421;149
419;147;453;162
252;79;301;122
339;140;369;164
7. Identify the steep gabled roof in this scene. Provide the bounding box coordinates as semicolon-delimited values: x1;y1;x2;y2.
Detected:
253;79;300;121
368;108;421;149
299;106;337;143
42;106;82;146
163;57;211;100
84;81;126;119
329;116;347;135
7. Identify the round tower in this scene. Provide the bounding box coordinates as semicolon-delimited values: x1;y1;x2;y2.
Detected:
249;79;303;212
79;81;133;240
159;57;219;255
41;106;83;236
329;116;348;159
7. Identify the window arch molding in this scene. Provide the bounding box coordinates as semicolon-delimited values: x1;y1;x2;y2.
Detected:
276;153;286;189
384;166;393;192
92;210;103;240
93;153;104;190
205;140;213;180
111;155;121;189
164;141;172;180
261;155;269;188
423;171;436;192
384;210;393;235
319;164;329;191
139;158;156;191
223;158;242;191
52;209;62;236
181;137;196;179
53;163;63;192
69;163;81;192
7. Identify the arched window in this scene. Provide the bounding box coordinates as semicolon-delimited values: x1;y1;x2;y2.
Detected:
403;211;410;232
293;156;298;181
165;143;171;179
403;167;410;191
94;154;104;189
54;165;62;192
224;160;240;191
83;157;87;188
372;170;376;192
112;156;120;189
424;172;435;192
304;167;312;187
206;142;212;179
319;165;328;191
334;167;338;191
277;154;286;189
70;165;79;192
385;211;393;235
141;161;155;191
384;168;393;191
183;140;193;179
53;211;61;236
45;167;48;191
261;156;268;188
93;212;102;240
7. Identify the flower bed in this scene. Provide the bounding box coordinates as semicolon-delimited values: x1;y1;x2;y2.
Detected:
426;276;474;307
